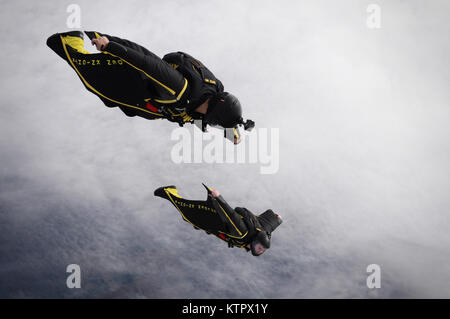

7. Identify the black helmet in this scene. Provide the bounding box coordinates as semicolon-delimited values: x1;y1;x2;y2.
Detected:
250;210;283;256
250;231;271;256
204;92;242;128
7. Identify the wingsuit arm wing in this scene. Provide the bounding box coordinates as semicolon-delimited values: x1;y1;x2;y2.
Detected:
104;41;161;73
209;195;249;239
86;31;158;67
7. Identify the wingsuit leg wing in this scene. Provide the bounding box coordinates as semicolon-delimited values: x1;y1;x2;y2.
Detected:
47;31;146;109
154;185;227;233
46;31;187;121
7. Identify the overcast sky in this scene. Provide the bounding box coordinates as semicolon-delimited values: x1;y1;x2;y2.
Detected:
1;0;449;298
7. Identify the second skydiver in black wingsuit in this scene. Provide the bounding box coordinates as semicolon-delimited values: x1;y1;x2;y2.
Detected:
47;31;255;144
155;184;283;256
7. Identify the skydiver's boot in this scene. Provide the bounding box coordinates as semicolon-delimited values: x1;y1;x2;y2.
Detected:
154;186;179;200
59;31;90;54
46;31;90;60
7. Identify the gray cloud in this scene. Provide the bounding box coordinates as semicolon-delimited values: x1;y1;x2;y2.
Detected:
1;0;449;298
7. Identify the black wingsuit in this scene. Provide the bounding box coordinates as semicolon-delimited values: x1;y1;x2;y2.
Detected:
46;31;226;128
154;185;281;251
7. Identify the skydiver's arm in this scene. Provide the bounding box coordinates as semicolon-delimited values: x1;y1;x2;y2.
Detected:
91;35;153;71
210;195;248;237
91;33;150;54
99;34;153;56
235;207;262;232
103;41;160;71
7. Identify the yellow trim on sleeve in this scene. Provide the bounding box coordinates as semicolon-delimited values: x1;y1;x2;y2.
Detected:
153;78;188;104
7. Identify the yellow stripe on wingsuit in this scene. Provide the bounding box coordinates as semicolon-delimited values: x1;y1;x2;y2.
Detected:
216;202;247;239
62;35;91;54
60;35;163;117
165;187;181;198
165;189;209;231
153;78;188;104
204;185;246;238
220;229;248;240
182;114;192;122
104;50;180;96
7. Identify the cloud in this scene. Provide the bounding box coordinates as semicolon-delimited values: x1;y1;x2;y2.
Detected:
1;0;450;298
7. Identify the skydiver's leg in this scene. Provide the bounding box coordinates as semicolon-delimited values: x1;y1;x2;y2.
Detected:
154;186;227;232
47;31;122;108
85;31;153;56
47;30;152;61
46;31;178;119
47;32;137;112
46;31;91;61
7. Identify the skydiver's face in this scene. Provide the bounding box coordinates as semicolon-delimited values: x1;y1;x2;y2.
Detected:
253;242;267;255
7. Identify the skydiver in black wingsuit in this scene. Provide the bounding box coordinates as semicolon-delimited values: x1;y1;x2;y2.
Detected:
46;31;255;144
154;184;283;256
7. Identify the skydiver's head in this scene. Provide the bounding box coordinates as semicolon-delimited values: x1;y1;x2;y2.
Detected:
249;210;283;257
249;231;271;256
204;92;243;128
250;241;267;256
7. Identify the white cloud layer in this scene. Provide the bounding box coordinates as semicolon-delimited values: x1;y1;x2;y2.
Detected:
0;0;449;298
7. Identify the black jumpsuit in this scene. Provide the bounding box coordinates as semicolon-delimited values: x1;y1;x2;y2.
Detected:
46;31;224;126
154;185;263;250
